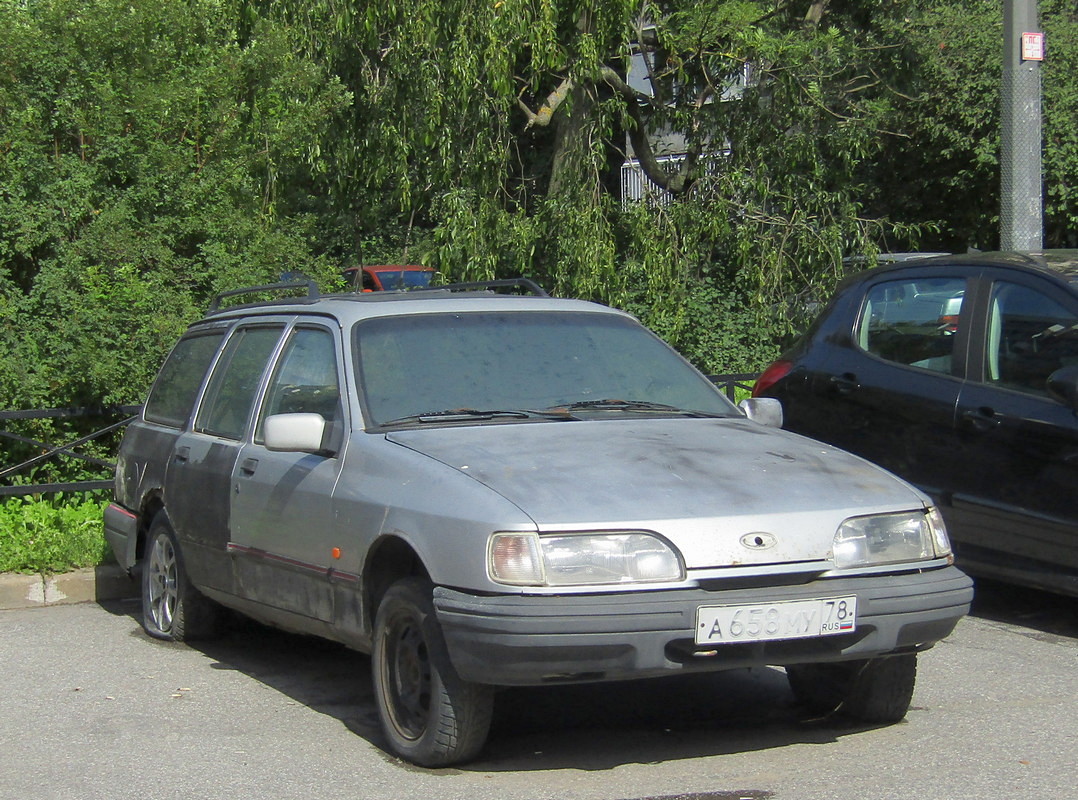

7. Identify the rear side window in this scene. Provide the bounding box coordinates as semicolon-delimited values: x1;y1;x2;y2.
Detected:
195;326;284;439
144;333;225;428
857;277;966;374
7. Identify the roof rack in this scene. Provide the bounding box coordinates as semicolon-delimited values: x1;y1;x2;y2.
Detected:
208;281;320;312
417;278;549;297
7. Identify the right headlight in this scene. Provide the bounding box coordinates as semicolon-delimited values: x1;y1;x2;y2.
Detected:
832;508;952;569
488;531;684;587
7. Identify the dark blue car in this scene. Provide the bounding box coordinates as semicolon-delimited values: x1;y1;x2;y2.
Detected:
756;251;1078;597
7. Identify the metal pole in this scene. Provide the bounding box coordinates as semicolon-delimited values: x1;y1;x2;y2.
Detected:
1000;0;1043;250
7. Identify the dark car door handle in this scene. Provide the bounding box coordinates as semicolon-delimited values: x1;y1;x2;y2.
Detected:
240;458;259;476
829;374;860;394
960;407;1002;432
174;446;190;464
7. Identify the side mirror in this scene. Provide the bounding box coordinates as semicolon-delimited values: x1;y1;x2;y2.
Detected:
738;397;784;429
1047;365;1078;411
264;413;332;454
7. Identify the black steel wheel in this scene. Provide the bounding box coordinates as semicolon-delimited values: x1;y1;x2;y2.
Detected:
372;577;493;767
786;653;917;724
141;515;217;642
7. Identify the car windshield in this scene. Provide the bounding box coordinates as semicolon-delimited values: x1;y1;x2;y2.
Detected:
354;311;737;427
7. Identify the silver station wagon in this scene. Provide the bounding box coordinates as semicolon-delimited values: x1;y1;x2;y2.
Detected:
104;279;973;767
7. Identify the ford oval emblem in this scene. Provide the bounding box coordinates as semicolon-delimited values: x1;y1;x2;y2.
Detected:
740;532;777;550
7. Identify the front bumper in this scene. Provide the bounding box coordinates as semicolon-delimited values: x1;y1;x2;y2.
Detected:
434;566;973;686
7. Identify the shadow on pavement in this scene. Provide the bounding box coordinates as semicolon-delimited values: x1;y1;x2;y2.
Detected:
968;577;1078;639
98;575;1076;772
99;577;1069;771
99;597;872;771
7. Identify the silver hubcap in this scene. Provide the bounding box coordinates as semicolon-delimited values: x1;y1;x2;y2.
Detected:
146;534;178;633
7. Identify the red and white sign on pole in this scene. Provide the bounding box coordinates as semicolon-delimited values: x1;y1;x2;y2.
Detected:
1022;32;1045;61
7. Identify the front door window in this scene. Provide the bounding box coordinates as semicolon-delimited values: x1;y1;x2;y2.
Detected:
985;282;1078;396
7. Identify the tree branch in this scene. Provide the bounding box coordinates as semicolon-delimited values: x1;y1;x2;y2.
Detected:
600;67;698;196
518;78;574;129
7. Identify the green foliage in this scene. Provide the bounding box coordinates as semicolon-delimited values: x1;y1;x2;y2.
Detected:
866;0;1078;250
6;0;1076;508
1041;0;1078;246
0;0;350;414
623;272;782;377
0;497;111;574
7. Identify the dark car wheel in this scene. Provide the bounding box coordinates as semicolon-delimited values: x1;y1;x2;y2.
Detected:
786;653;917;724
141;515;218;642
372;577;494;767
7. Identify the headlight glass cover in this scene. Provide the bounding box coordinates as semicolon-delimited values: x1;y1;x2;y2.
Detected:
489;531;684;587
832;509;951;569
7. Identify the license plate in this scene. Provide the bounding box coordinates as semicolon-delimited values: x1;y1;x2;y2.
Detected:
695;596;857;645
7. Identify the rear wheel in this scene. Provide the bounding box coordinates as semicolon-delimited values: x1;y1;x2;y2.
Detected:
372;577;494;767
141;515;218;641
786;654;917;724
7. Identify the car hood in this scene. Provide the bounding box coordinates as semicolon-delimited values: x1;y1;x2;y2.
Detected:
385;418;927;569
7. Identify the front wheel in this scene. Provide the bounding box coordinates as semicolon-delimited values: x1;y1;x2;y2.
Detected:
372;577;494;767
141;515;218;642
786;654;917;724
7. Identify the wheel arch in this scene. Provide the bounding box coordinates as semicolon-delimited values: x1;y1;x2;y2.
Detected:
363;534;431;629
134;492;166;565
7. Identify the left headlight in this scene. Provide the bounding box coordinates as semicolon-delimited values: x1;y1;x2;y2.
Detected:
832;508;952;569
488;531;684;587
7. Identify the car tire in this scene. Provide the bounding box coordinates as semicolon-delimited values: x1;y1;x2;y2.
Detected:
141;515;218;642
372;577;494;767
786;654;917;724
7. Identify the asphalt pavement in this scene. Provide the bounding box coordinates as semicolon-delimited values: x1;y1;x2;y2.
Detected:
1;579;1075;800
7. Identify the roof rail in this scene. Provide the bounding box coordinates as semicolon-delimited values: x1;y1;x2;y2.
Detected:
208;281;320;312
420;278;549;297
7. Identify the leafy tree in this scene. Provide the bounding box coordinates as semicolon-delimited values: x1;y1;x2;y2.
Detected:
0;0;349;402
865;0;1078;250
0;0;349;482
272;0;928;348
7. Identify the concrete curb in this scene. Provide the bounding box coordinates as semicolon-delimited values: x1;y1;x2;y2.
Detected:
0;564;137;610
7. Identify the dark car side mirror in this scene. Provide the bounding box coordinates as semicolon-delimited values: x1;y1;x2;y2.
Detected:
1046;365;1078;411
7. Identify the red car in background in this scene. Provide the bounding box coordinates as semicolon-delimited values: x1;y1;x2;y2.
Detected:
343;265;435;292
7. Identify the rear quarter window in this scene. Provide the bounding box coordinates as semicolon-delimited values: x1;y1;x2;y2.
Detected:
144;332;226;428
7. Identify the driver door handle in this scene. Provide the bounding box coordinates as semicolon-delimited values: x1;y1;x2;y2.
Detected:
829;373;859;394
960;407;1002;432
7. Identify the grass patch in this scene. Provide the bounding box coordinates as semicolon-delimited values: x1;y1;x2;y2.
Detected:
0;497;112;574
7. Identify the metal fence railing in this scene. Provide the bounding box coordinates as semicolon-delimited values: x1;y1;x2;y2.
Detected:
707;373;759;402
0;406;140;498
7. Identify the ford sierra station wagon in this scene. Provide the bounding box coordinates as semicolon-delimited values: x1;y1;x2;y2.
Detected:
105;279;973;766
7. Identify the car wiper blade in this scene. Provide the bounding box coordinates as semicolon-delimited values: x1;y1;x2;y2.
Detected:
553;399;727;417
382;408;575;426
561;399;680;411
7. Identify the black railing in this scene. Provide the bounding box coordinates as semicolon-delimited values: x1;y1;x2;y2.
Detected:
2;373;760;499
707;373;759;402
0;406;140;497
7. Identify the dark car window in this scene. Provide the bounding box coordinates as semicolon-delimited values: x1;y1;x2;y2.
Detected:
371;269;433;290
857;277;966;374
195;326;284;439
355;311;735;426
986;282;1078;396
144;332;226;428
256;326;341;442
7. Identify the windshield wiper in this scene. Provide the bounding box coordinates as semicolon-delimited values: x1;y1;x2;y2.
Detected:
382;408;575;426
552;399;728;418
